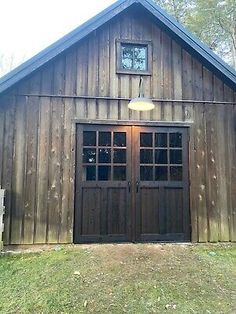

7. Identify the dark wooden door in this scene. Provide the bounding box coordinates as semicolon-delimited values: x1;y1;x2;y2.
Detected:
75;124;190;243
74;125;132;243
133;126;190;241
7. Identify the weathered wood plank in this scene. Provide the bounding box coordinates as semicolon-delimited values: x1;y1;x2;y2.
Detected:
190;59;203;242
214;77;229;241
224;86;236;241
98;27;110;120
162;32;172;121
60;98;75;243
47;97;63;243
191;60;208;242
23;81;40;244
53;57;65;95
87;33;98;119
59;51;77;243
35;66;53;243
172;41;183;121
120;13;131;120
151;24;162;120
109;19;119;120
35;97;51;243
182;50;193;122
203;68;218;242
10;93;27;244
76;41;88;119
1;95;15;244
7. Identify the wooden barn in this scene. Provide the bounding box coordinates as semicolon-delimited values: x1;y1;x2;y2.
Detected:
0;0;235;245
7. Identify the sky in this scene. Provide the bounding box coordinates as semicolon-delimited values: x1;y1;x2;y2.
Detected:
0;0;116;74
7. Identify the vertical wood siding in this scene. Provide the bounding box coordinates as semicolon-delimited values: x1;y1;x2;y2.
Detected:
0;10;235;243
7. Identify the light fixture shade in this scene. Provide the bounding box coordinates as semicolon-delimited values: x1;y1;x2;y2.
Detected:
128;97;155;111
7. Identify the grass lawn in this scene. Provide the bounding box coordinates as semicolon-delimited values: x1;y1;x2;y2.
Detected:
0;244;235;313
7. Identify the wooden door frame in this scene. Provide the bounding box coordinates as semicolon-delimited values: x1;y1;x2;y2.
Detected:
73;119;192;243
73;119;193;127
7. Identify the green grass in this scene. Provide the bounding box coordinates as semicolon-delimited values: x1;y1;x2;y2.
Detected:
0;243;235;313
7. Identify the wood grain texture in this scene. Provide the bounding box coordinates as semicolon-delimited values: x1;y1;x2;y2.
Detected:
87;33;98;120
10;94;26;244
120;13;131;120
47;97;63;243
151;25;162;120
76;41;88;119
214;77;229;241
172;41;183;121
109;19;120;120
1;95;15;244
203;68;219;242
224;86;236;242
162;32;172;121
35;66;53;243
190;61;208;242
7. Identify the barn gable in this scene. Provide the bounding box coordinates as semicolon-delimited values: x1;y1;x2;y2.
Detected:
0;0;235;245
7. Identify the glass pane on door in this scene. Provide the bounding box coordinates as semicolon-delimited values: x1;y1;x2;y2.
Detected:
82;131;128;181
139;132;184;182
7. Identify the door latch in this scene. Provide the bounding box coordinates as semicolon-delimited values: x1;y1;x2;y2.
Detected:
128;181;131;193
136;181;140;193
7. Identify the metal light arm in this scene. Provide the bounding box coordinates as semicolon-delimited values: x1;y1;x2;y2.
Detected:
128;76;154;111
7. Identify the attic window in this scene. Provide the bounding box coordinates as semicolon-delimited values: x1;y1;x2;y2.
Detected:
116;40;152;75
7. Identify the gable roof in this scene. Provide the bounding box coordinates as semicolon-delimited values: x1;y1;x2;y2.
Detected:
0;0;236;94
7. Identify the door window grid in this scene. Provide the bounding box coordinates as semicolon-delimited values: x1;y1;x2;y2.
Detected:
83;131;127;181
140;132;183;181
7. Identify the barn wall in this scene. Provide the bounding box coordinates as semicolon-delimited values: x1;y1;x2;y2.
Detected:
0;9;235;244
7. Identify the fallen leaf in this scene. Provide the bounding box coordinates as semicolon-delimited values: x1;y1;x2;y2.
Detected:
208;251;217;257
165;304;176;310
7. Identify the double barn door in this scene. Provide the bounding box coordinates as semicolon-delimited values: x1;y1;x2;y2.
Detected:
75;124;190;243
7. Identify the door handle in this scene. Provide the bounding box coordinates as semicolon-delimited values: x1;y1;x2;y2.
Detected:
128;181;131;193
136;181;140;193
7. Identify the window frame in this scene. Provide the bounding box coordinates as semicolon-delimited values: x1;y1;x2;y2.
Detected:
116;39;152;75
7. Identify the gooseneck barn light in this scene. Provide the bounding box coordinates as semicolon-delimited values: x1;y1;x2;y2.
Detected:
128;77;155;111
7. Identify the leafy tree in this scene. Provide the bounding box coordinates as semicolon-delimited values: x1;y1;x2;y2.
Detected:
0;53;26;78
155;0;194;24
154;0;236;69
